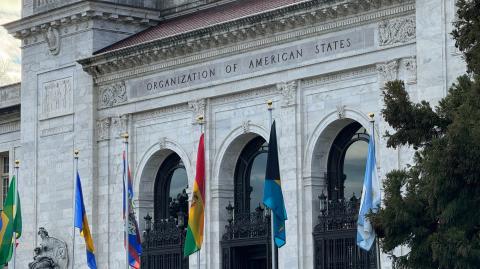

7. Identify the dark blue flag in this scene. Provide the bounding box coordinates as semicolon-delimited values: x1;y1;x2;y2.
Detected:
263;121;287;248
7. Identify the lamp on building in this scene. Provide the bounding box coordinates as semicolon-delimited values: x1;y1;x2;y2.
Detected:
144;213;152;234
177;210;186;229
226;201;234;224
319;190;327;216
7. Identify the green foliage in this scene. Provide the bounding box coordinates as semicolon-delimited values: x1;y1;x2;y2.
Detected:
374;75;480;269
452;0;480;74
372;1;480;267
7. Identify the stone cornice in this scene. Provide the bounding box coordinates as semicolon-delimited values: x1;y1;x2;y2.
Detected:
3;1;160;39
80;0;415;84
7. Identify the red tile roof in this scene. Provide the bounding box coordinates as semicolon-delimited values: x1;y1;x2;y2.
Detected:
95;0;306;54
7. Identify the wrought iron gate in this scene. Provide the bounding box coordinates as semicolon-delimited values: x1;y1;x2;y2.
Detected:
313;194;377;269
142;191;189;269
221;204;273;269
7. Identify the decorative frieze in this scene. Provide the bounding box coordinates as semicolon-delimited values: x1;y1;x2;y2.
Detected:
40;77;73;120
0;83;21;109
378;16;416;46
96;117;111;142
189;99;206;124
99;82;127;108
377;59;400;84
0;121;20;135
277;80;298;107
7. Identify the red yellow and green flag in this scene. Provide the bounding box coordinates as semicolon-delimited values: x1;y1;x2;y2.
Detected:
184;133;206;257
0;176;22;265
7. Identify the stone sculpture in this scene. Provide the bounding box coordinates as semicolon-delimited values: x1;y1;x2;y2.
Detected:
29;227;68;269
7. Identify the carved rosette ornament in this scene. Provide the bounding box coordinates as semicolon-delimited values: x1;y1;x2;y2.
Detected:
377;59;400;84
378;16;416;46
96;117;111;142
188;99;206;124
99;82;127;108
277;80;298;107
44;26;60;55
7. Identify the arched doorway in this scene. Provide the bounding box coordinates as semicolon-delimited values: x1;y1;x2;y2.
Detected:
313;122;377;269
221;136;273;269
142;152;189;269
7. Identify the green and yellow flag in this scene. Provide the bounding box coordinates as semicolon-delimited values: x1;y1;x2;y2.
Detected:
0;176;22;265
184;133;205;257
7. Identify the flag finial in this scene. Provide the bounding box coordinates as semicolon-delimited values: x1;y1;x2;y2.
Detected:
14;159;20;168
266;100;273;110
74;149;80;158
196;115;204;124
368;112;375;121
121;132;129;140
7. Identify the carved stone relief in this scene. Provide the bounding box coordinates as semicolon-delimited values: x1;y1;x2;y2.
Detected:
242;120;251;134
378;16;416;46
336;105;346;119
188;99;206;124
99;82;127;108
44;27;60;55
41;77;73;120
29;227;68;269
112;114;129;138
277;80;298;107
403;57;417;84
377;59;400;84
96;117;111;142
158;136;167;149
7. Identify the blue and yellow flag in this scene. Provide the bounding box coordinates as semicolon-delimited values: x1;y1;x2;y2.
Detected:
263;121;288;248
74;172;97;269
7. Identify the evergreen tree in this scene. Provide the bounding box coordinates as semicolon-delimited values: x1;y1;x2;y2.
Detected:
371;1;480;268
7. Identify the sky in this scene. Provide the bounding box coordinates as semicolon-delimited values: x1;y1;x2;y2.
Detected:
0;0;21;86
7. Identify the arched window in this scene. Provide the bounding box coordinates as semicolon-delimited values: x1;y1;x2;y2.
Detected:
234;136;268;214
327;122;369;201
153;153;189;221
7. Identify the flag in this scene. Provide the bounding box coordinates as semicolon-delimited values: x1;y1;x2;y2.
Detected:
74;172;97;269
263;121;287;248
0;176;21;265
356;124;381;251
184;133;206;257
123;151;142;268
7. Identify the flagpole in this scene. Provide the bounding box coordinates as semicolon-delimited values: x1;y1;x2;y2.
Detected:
266;100;276;269
197;115;204;269
72;150;79;269
368;113;382;269
12;159;19;269
122;133;130;269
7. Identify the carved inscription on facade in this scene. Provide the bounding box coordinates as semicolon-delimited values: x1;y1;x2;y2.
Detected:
128;28;375;100
40;77;73;120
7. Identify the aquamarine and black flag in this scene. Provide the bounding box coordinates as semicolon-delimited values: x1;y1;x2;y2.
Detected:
263;121;287;248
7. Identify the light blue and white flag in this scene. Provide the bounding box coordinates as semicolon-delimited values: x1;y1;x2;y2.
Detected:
356;123;381;251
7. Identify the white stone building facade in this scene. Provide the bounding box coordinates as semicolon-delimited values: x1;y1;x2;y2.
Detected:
1;0;467;268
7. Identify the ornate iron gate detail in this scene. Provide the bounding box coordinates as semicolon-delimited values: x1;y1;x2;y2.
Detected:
221;204;272;269
313;194;377;269
142;191;189;269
